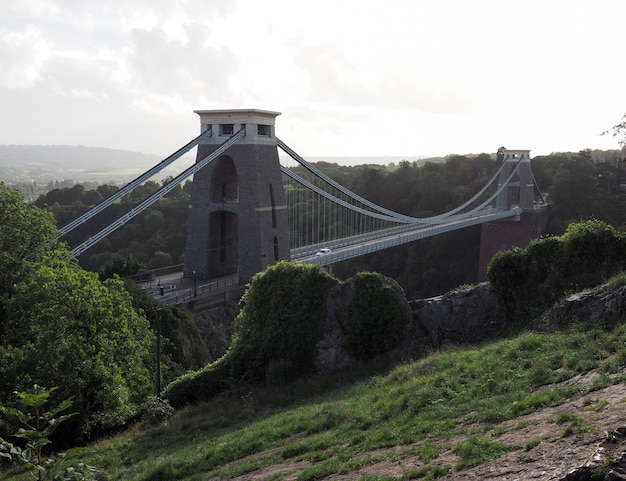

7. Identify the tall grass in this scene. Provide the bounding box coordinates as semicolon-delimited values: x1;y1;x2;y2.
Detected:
4;320;626;481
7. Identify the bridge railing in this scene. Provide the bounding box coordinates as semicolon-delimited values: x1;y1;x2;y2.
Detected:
299;207;519;266
146;274;242;306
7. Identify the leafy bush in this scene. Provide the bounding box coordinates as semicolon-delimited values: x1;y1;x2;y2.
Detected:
487;220;626;327
0;385;98;480
162;356;231;408
558;219;624;288
164;262;338;407
230;261;338;380
340;272;407;360
137;396;175;427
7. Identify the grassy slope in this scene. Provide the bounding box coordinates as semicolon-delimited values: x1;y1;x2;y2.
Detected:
4;318;625;481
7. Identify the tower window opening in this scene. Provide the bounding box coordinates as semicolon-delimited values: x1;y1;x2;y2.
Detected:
220;124;234;135
257;124;270;136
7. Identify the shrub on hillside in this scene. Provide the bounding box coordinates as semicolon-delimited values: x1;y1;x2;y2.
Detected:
231;261;338;381
558;219;625;288
488;219;626;326
164;262;338;407
161;356;231;407
340;272;408;360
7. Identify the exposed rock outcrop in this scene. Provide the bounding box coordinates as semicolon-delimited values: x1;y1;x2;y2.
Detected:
527;284;626;332
317;281;626;374
408;282;504;350
315;281;505;372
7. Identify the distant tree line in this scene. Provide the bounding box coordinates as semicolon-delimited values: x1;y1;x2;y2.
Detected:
33;178;193;276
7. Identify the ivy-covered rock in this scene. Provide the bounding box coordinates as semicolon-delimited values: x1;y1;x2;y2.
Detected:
338;272;410;361
164;261;338;406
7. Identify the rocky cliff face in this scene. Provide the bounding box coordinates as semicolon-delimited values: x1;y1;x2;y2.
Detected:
528;284;626;332
315;281;505;371
316;280;626;374
407;282;504;349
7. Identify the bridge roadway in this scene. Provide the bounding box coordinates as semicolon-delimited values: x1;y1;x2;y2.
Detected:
295;207;520;266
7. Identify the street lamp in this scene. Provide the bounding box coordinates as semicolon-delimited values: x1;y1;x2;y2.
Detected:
193;270;197;298
153;307;164;398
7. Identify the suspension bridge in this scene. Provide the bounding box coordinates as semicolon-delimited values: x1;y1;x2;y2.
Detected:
58;109;547;302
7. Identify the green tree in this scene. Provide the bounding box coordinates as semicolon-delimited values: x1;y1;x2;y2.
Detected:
549;157;596;227
2;251;154;440
98;254;141;280
0;184;59;298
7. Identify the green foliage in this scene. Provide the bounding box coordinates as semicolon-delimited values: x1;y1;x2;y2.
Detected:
487;219;626;326
607;272;626;289
0;184;192;444
340;272;407;360
125;281;210;381
0;385;97;481
98;254;141;280
162;356;231;408
34;179;191;273
549;157;596;222
136;396;175;427
163;262;338;407
0;184;60;322
1;251;155;441
559;220;625;288
231;261;338;381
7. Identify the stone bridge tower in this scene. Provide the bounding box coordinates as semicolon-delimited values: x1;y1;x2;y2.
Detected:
184;109;290;283
477;149;549;281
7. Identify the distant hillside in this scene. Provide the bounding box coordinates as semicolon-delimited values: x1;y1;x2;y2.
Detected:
0;144;185;185
0;146;431;186
307;155;434;166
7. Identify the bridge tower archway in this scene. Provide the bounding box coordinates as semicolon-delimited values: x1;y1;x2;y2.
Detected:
184;109;290;282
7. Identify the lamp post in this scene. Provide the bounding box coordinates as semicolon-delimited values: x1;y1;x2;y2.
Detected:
193;270;197;298
153;307;163;398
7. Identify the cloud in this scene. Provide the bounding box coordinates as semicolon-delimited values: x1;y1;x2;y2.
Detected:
126;24;239;108
0;25;52;88
1;0;625;158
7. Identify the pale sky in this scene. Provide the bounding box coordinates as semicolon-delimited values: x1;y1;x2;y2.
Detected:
1;0;625;162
